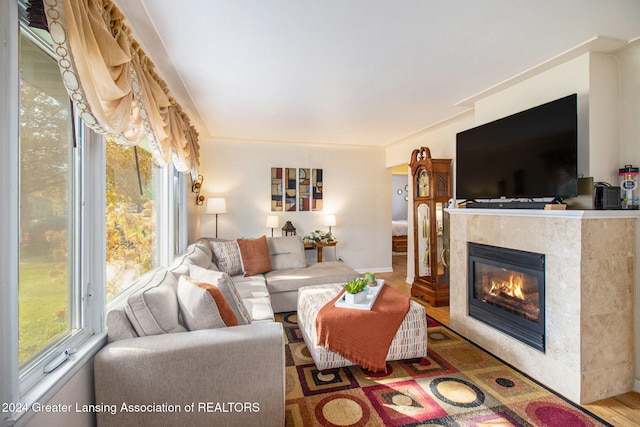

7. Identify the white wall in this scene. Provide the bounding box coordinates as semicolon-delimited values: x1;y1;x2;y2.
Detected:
196;140;392;272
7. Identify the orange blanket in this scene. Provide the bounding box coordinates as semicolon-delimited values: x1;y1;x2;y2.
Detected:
315;286;410;373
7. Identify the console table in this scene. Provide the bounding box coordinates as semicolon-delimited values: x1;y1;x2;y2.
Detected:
304;241;337;262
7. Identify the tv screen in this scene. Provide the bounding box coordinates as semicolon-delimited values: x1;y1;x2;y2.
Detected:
456;94;578;201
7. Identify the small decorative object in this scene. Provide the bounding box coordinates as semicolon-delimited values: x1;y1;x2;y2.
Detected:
282;221;296;236
343;277;368;304
302;229;335;247
364;272;376;286
619;164;639;210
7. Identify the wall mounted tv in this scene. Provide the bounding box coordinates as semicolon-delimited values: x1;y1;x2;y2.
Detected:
456;94;578;203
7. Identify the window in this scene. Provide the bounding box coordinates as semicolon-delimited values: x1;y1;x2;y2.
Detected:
18;26;87;381
1;5;186;424
105;140;160;301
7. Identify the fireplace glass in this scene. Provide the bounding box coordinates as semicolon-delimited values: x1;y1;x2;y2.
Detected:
472;263;541;323
468;242;545;352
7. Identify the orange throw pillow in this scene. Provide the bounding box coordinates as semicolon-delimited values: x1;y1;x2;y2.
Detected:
197;282;239;326
237;235;273;276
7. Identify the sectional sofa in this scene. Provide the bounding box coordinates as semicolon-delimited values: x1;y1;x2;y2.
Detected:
94;235;359;426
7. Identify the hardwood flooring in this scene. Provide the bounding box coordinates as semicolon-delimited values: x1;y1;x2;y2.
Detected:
377;253;640;427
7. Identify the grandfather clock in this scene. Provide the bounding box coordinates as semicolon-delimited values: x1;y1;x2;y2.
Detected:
410;147;452;307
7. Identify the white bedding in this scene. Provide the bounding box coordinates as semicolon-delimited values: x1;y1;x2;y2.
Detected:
391;219;408;236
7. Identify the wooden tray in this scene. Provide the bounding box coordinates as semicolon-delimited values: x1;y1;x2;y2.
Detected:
335;283;385;311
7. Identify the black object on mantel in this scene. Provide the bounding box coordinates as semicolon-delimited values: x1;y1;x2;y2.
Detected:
465;201;549;209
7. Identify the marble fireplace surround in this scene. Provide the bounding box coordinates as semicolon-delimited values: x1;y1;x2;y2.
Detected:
447;208;638;404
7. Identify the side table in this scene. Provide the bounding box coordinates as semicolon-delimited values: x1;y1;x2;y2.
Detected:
304;241;337;262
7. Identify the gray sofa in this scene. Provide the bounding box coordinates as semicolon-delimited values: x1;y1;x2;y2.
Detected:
94;235;359;426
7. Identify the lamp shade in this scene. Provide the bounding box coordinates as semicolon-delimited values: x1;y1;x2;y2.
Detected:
324;215;336;227
266;215;279;228
206;197;227;214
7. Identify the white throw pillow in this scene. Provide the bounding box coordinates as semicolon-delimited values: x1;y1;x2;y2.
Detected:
125;270;186;337
189;265;252;324
177;276;228;331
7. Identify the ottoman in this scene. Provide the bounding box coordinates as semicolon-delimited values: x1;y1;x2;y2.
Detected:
297;283;427;371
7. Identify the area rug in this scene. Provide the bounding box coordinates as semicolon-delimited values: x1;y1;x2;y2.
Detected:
279;312;612;427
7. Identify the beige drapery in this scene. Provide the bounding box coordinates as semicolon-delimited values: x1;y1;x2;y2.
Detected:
42;0;200;175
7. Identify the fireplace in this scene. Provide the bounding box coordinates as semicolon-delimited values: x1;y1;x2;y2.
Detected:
468;242;545;352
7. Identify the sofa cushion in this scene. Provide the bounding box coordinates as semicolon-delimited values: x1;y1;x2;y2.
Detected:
231;275;274;321
266;236;306;270
189;265;252;324
125;269;187;337
210;240;244;276
106;305;138;343
265;261;360;294
237;235;273;276
193;238;215;264
169;243;215;279
177;276;238;330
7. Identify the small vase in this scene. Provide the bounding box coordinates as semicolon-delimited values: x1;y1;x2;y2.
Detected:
345;291;367;305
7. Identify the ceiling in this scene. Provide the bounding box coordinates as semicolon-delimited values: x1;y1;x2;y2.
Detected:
114;0;640;147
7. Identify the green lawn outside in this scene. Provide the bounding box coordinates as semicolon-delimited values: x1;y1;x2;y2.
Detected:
19;261;69;365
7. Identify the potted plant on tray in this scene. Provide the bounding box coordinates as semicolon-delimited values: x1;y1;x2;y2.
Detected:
343;277;369;304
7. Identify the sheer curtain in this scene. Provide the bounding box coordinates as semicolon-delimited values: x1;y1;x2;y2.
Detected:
42;0;200;175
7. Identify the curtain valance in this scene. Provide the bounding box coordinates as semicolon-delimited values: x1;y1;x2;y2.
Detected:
42;0;200;176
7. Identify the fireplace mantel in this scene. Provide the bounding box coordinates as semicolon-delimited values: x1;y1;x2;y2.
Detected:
447;209;638;404
448;207;640;219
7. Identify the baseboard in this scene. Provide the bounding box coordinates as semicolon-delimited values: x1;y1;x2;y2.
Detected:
355;267;392;274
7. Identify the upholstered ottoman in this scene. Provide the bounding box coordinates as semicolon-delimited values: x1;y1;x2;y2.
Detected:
297;283;427;371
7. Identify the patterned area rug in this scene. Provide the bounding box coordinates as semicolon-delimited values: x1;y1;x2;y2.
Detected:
280;312;611;427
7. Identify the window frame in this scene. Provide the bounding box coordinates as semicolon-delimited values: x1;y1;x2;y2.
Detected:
1;3;188;425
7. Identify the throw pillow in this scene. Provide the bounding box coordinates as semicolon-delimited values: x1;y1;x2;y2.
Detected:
189;264;252;324
125;269;187;337
178;276;238;331
237;235;273;276
177;276;231;330
210;240;244;276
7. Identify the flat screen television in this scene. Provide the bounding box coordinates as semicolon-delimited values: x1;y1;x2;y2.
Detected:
456;94;578;202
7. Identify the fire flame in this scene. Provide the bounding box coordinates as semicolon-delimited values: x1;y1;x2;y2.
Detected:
488;272;525;300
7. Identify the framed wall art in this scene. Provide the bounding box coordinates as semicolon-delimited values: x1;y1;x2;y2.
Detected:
271;167;283;211
298;168;310;211
285;167;297;211
312;168;323;211
271;167;323;211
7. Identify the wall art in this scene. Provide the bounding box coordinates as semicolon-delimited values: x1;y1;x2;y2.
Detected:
312;168;323;211
298;168;310;211
271;167;283;211
285;167;297;211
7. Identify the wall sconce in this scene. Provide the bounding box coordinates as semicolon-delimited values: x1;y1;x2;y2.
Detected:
266;216;279;237
191;175;204;206
206;198;227;238
324;215;336;235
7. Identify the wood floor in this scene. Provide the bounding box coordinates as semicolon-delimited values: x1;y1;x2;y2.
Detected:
377;253;640;426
